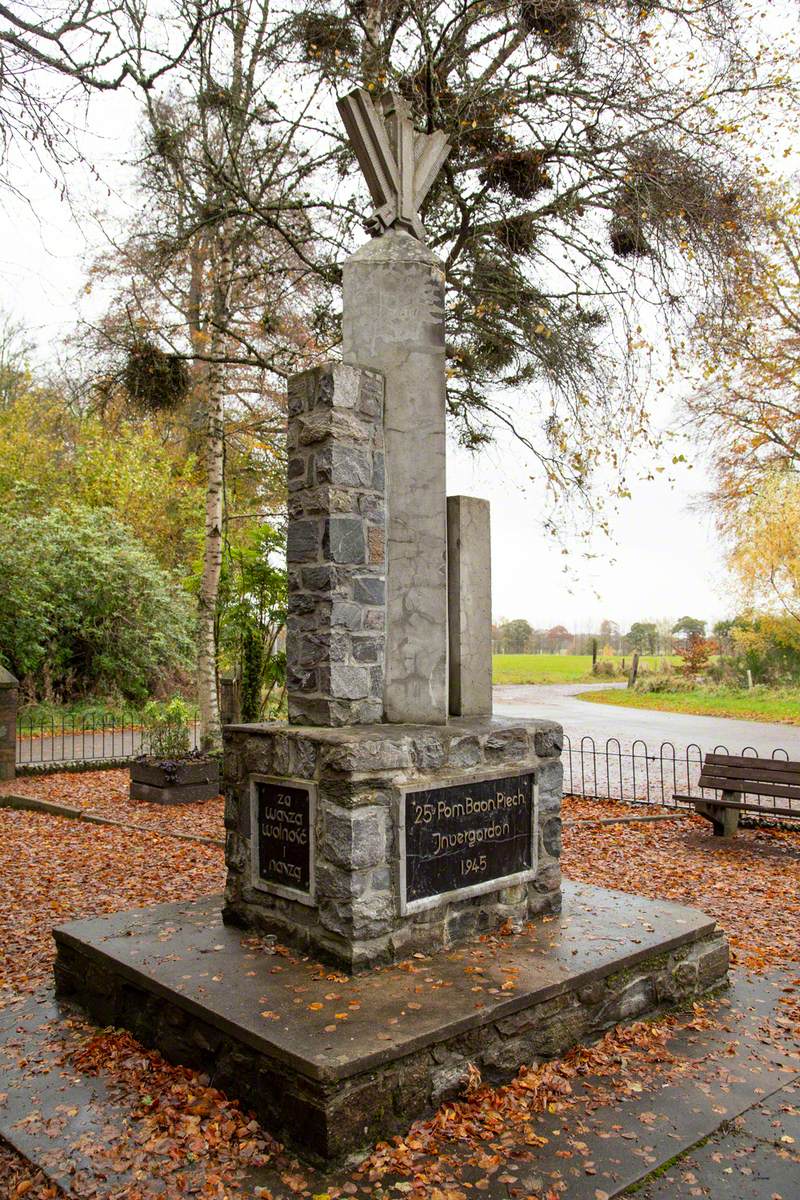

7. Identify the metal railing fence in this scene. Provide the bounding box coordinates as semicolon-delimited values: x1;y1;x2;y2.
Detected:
14;716;799;821
563;733;798;818
16;712;200;768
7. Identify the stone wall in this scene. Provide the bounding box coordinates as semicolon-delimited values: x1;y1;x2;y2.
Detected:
0;667;18;782
286;363;387;726
223;716;563;971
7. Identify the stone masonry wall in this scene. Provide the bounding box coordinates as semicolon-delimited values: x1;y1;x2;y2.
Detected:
286;363;387;726
223;716;563;971
0;668;18;782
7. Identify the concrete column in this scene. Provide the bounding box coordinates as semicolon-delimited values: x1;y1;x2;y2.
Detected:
447;496;492;717
342;229;448;725
0;666;18;781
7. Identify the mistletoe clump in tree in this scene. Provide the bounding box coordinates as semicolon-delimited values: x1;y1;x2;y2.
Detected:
78;0;787;745
260;0;776;510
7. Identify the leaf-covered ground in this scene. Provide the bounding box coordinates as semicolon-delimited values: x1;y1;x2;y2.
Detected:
0;808;224;1007
0;769;224;840
562;802;800;973
0;778;797;1199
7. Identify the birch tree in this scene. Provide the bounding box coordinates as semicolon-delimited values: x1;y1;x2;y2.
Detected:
85;1;312;748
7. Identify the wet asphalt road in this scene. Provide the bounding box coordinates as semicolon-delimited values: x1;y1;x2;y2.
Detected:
16;686;799;768
493;682;800;758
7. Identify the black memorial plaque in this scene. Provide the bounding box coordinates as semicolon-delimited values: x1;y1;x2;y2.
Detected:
402;772;535;908
255;781;313;898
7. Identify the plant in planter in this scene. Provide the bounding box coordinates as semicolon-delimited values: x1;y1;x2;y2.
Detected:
130;698;220;804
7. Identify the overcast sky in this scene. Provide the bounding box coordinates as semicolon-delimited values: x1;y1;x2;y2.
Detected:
0;81;746;636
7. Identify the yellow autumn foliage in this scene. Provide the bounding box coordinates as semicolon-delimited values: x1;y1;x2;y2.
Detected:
0;383;204;571
728;469;800;622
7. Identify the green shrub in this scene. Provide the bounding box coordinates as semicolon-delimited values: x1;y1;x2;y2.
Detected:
142;697;192;759
216;524;287;720
0;505;194;701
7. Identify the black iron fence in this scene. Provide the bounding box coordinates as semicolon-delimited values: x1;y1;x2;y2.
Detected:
564;733;798;818
13;717;798;821
16;713;200;768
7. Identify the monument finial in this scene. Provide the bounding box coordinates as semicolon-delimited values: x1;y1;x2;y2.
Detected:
337;87;450;241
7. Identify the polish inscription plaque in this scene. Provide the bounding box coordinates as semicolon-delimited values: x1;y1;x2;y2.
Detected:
252;778;315;905
401;772;537;912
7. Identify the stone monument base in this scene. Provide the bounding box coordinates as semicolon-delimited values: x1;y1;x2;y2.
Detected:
53;882;729;1162
222;716;564;972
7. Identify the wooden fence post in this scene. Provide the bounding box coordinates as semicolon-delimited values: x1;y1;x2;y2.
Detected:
628;652;640;688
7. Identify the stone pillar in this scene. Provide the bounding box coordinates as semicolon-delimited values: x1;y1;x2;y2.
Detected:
342;229;448;725
0;666;18;782
447;496;492;717
286;363;387;726
219;674;241;726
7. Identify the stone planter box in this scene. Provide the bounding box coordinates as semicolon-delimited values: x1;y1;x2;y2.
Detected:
129;758;220;805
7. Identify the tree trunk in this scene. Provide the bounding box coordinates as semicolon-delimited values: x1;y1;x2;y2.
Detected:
197;371;224;750
196;214;234;750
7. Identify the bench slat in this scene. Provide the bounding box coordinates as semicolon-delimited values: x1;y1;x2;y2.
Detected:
705;752;800;774
698;763;800;787
674;752;800;822
698;774;800;801
674;795;800;819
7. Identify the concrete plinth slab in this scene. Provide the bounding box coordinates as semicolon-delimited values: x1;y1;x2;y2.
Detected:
4;971;795;1199
53;881;728;1161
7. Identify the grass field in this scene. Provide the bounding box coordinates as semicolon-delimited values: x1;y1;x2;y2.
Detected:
576;686;800;725
492;653;675;685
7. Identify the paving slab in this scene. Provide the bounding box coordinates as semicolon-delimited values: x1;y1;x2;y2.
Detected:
0;969;796;1199
739;1077;800;1143
509;1023;797;1198
0;993;279;1197
636;1083;800;1199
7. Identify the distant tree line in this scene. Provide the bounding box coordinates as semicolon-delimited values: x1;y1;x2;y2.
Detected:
492;616;711;657
493;613;800;686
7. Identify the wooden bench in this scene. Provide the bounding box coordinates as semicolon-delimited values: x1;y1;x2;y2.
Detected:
674;753;800;837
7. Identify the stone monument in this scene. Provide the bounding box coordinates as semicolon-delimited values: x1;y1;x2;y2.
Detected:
221;86;564;969
53;88;729;1164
